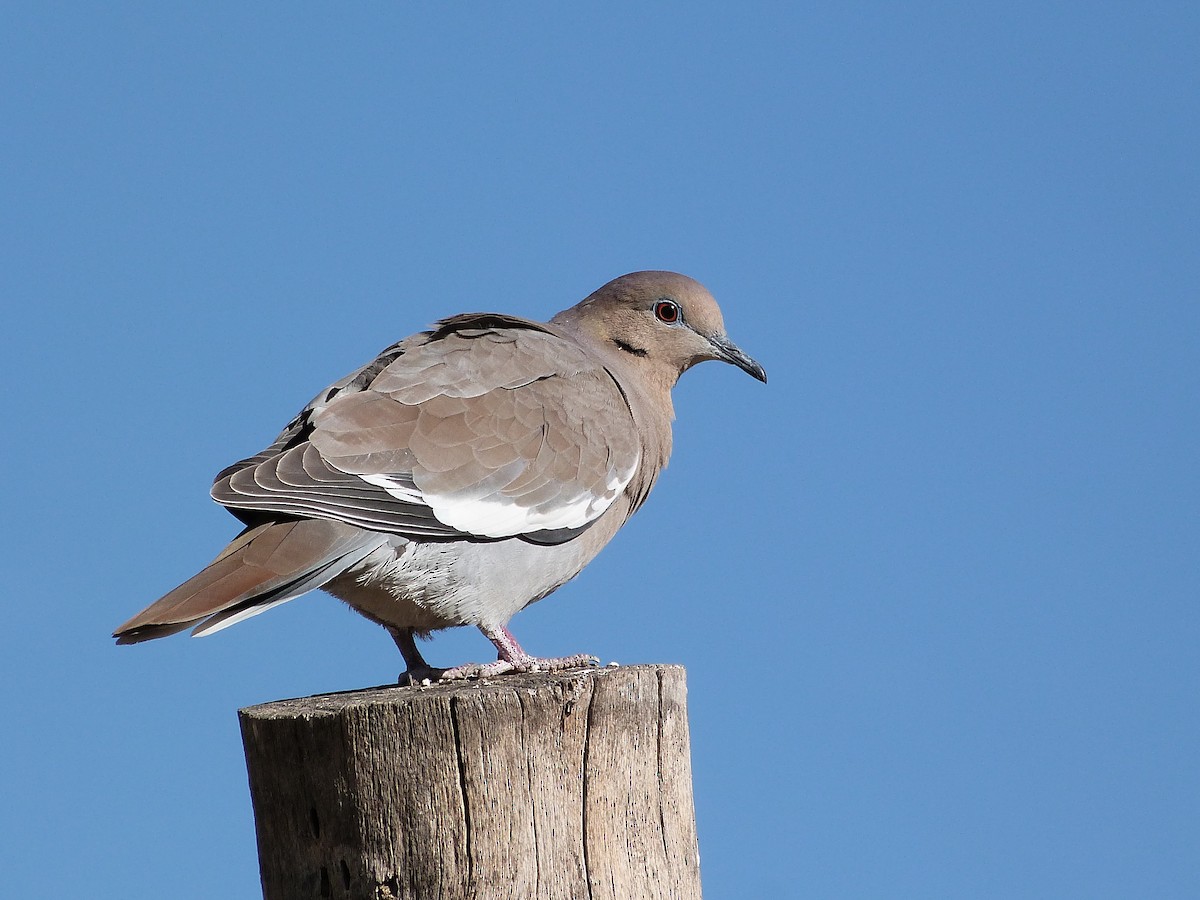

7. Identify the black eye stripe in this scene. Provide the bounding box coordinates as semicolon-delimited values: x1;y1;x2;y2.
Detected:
654;300;680;324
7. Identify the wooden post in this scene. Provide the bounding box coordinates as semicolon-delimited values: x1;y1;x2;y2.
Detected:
238;664;702;900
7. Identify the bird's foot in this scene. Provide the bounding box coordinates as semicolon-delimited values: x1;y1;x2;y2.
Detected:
397;664;449;686
389;622;598;683
389;627;450;685
437;651;599;681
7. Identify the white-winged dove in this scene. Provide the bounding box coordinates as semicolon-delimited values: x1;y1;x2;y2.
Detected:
115;271;766;680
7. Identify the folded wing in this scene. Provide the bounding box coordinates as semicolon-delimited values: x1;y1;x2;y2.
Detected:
212;316;642;543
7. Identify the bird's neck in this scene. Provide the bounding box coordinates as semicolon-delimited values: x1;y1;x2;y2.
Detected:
603;352;676;507
548;311;676;470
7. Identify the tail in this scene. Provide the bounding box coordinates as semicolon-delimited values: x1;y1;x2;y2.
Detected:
113;519;385;644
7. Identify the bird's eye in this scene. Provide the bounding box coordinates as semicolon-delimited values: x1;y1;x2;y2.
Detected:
654;300;680;324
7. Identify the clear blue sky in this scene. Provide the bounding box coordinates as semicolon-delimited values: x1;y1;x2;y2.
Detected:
3;4;1197;897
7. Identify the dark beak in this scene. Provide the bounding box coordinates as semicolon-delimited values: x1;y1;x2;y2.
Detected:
710;334;767;383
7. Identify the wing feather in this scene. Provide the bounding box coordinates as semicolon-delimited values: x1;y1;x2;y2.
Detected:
211;315;641;543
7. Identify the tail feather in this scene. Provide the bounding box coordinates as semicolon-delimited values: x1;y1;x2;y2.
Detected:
114;519;384;644
189;545;380;637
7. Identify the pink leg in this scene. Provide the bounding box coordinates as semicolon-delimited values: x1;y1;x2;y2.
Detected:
438;624;598;681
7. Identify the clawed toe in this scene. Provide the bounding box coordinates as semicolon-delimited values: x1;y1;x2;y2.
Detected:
527;653;600;672
397;664;449;685
438;659;516;681
393;623;598;684
436;653;598;681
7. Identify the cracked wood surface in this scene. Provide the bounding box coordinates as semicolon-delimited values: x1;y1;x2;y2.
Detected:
239;664;701;900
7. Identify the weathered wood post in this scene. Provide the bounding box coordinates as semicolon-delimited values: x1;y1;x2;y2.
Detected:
238;664;701;900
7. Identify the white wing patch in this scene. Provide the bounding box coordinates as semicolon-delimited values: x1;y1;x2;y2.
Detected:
360;454;639;539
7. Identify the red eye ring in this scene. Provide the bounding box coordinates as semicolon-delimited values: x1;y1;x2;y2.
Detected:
654;300;680;324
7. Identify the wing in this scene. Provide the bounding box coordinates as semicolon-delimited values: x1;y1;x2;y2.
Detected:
212;315;642;543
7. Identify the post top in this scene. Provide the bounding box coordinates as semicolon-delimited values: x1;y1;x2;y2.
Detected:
238;663;686;721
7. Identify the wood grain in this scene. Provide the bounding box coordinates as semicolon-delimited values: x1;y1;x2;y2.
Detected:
239;664;701;900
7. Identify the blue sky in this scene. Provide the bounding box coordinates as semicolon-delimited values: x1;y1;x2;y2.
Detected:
3;4;1197;897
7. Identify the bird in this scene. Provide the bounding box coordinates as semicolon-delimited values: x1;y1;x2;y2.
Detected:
114;271;766;681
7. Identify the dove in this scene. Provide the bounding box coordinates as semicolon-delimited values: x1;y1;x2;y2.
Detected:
114;271;766;680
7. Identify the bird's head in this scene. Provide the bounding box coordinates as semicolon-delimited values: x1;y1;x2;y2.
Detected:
554;271;767;387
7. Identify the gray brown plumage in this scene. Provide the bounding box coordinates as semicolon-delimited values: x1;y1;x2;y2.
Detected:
114;271;766;679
